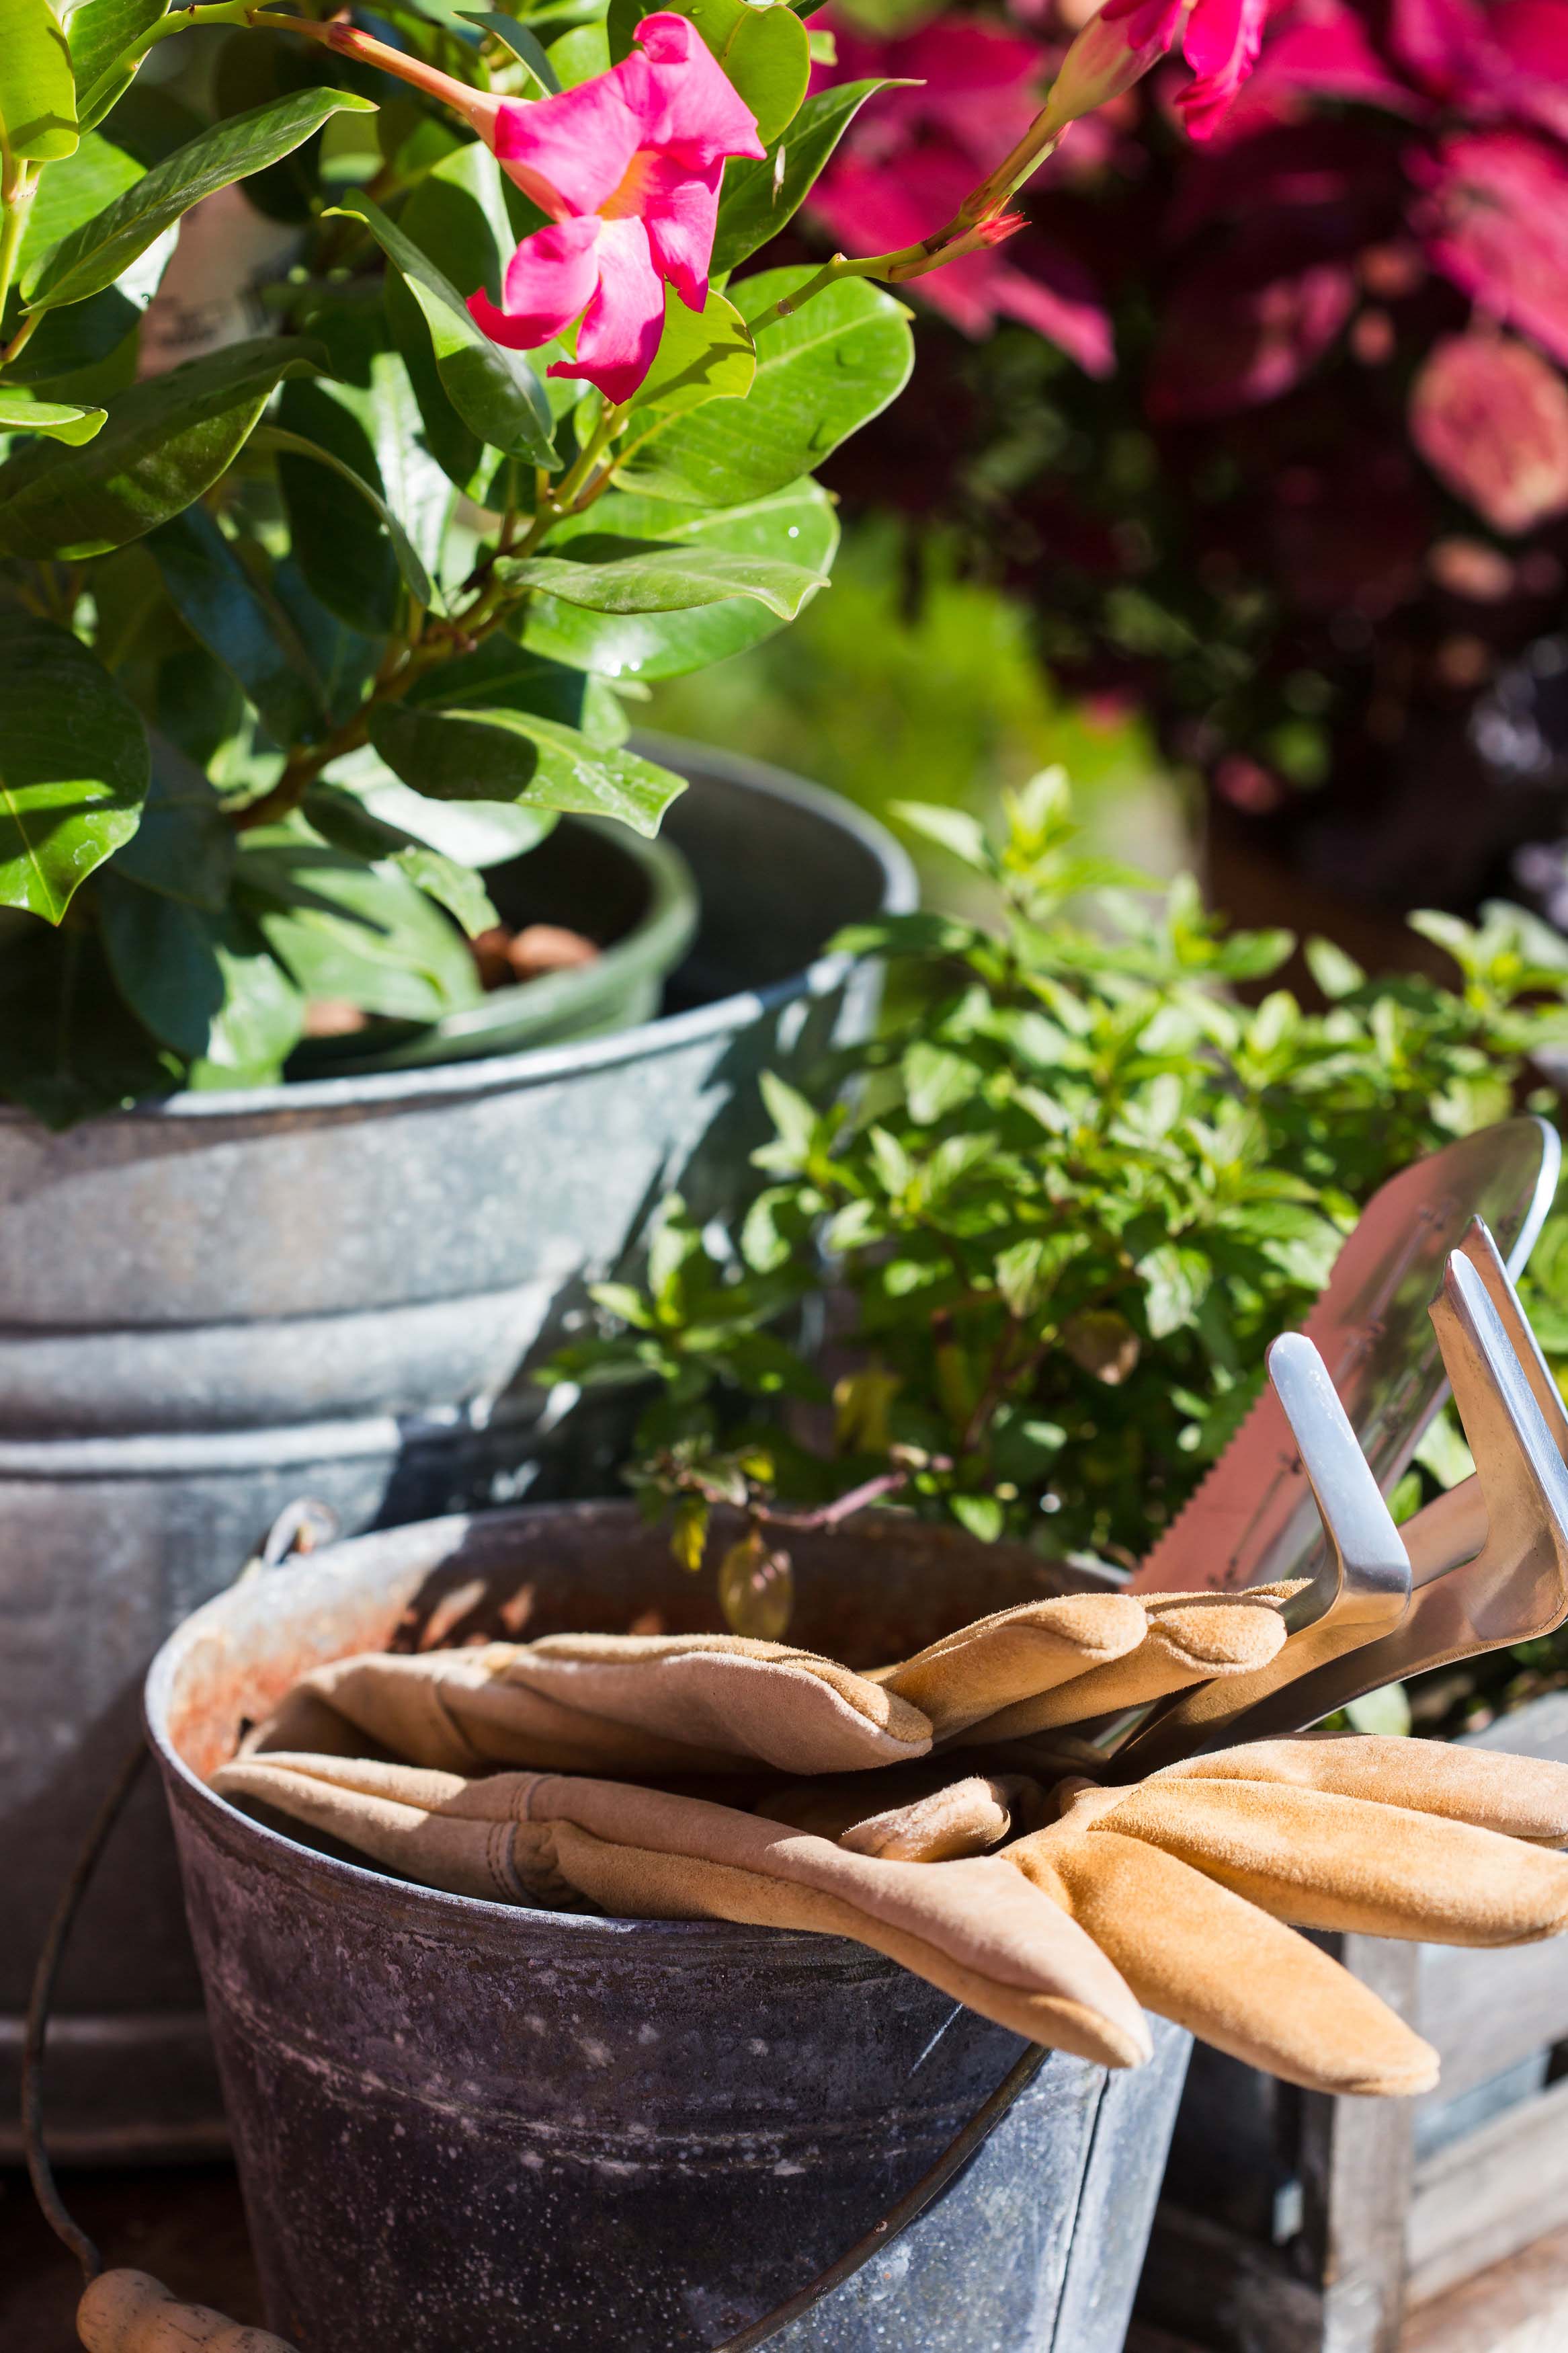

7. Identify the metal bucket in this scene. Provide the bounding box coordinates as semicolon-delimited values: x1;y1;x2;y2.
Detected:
1;748;914;2158
147;1501;1192;2353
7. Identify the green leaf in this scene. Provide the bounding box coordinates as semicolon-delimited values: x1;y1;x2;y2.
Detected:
148;506;329;749
237;824;483;1022
0;621;149;921
0;922;171;1125
0;390;105;444
891;801;991;869
626;286;755;428
108;731;235;910
950;1493;1004;1544
519;479;839;678
0;0;77;164
622;268;912;506
67;0;169;134
1344;1683;1412;1737
710;79;902;276
188;910;305;1089
0;335;322;559
96;867;227;1057
329;190;556;465
647;0;810;142
25;87;376;313
501;541;825;618
368;701;687;837
255;413;436;624
16;132;143;291
457;10;561;91
303;786;501;937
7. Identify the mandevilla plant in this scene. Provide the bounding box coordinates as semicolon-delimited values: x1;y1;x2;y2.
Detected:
0;0;1276;1129
548;771;1568;1630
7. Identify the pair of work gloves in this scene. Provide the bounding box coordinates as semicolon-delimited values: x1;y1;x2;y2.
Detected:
218;1587;1568;2098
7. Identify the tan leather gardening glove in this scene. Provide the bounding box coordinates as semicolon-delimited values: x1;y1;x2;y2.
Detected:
1006;1734;1568;2097
753;1763;1047;1860
214;1751;1153;2070
250;1593;1175;1780
934;1587;1300;1746
253;1634;937;1778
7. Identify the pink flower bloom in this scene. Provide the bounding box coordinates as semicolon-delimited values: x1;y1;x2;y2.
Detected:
1047;0;1270;141
1411;130;1568;369
465;13;765;405
1411;329;1568;533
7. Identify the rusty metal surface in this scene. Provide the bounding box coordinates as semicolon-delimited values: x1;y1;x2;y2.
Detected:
0;753;915;2159
147;1502;1191;2353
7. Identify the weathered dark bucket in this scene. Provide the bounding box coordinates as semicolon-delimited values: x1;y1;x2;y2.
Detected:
1;745;913;2158
147;1502;1192;2353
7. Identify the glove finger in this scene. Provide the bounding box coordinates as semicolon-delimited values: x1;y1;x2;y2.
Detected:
1155;1732;1568;1845
547;1818;1151;2068
1010;1825;1437;2096
1090;1778;1568;1947
756;1769;1034;1860
213;1753;550;1906
872;1595;1147;1740
501;1634;932;1773
966;1594;1292;1741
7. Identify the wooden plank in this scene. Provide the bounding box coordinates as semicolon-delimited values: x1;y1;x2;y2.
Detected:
1298;1934;1417;2353
1407;2071;1568;2305
1415;1936;1568;2103
1401;2207;1568;2353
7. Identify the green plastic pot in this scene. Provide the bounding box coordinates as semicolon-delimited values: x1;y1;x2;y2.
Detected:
290;813;698;1077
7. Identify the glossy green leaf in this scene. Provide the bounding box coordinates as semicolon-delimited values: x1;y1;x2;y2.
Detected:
710;79;903;275
368;701;686;836
610;0;807;141
330;192;556;464
0;621;149;921
629;287;754;427
457;10;561;91
16;132;143;292
320;744;559;866
622;268;912;506
0;337;321;559
0;922;171;1125
0;391;105;444
96;867;228;1057
187;912;306;1090
547;22;610;87
304;785;501;936
0;284;141;389
148;506;329;749
519;478;837;678
108;731;235;910
25;87;376;313
503;541;824;617
256;415;435;625
0;0;77;163
237;823;483;1022
67;0;169;133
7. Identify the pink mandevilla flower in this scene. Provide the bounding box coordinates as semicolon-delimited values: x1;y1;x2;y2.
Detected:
466;13;765;405
1048;0;1270;141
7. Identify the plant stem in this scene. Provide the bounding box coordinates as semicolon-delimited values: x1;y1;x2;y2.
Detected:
0;165;38;347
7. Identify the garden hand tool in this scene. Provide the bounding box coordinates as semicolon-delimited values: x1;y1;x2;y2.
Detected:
1007;1730;1568;2094
212;1749;1154;2068
1132;1114;1560;1597
1206;1242;1568;1742
1098;1331;1413;1774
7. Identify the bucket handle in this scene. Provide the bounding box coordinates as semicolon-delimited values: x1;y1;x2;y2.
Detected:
24;1501;1048;2351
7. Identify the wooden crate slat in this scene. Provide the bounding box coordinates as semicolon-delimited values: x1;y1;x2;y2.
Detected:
1406;2070;1568;2305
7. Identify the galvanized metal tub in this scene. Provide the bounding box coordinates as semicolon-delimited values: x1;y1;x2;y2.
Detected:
147;1502;1192;2353
1;746;914;2159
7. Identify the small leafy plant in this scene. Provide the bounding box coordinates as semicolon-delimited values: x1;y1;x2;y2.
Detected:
550;770;1568;1620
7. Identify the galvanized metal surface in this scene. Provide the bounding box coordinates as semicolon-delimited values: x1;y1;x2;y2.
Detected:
1;751;915;2158
147;1502;1192;2353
